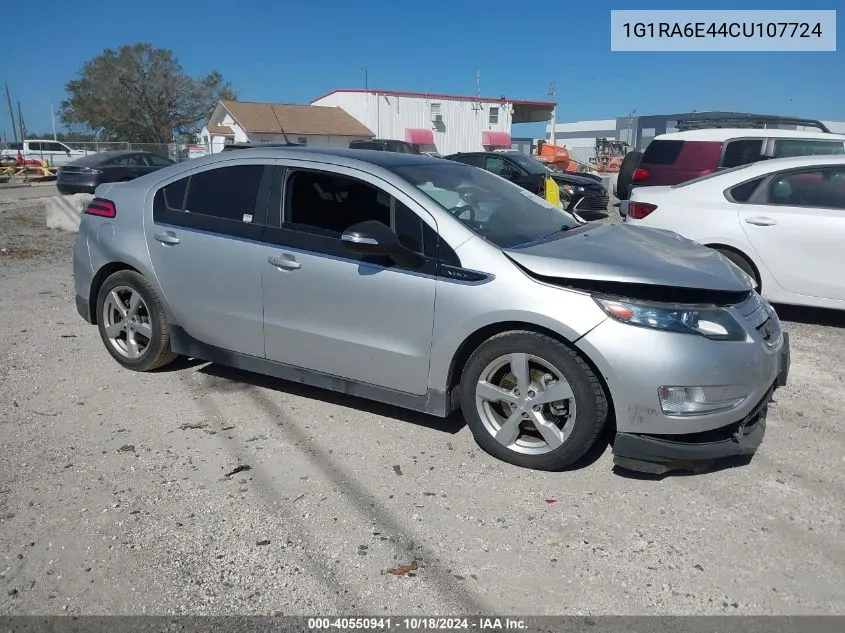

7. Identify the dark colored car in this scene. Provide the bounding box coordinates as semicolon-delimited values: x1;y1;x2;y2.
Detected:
445;152;608;214
57;151;175;194
349;139;420;154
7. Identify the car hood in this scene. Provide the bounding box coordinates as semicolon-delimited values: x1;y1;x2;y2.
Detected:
503;223;754;292
550;173;605;188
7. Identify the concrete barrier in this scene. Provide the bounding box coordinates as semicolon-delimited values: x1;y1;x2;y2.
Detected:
45;194;94;233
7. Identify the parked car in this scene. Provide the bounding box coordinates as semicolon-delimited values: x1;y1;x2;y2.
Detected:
617;128;845;200
1;139;92;166
349;139;420;154
73;147;789;474
57;151;175;194
621;155;845;311
445;151;609;215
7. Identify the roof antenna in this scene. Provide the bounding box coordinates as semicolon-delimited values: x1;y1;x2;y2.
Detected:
472;71;483;111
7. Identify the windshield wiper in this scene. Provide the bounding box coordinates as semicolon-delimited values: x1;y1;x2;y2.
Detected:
536;225;573;242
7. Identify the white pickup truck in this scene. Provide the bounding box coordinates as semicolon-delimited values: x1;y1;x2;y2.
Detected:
0;139;92;166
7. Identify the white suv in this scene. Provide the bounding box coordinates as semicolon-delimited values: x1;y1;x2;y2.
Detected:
0;139;92;166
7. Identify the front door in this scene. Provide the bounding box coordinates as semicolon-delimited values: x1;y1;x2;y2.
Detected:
260;165;437;395
145;161;272;357
740;165;845;301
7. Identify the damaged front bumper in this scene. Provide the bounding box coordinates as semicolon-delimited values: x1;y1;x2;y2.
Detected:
612;332;790;475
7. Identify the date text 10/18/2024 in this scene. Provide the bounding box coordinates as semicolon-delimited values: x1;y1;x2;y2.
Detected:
307;617;528;630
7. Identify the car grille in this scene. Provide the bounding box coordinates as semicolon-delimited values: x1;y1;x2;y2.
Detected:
574;193;610;211
735;292;782;347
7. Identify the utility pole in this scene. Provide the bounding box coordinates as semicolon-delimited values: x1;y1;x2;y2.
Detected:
548;81;557;146
51;103;57;141
17;101;27;181
5;83;17;144
363;67;368;91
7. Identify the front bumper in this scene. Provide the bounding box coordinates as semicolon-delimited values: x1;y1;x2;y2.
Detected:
610;332;790;474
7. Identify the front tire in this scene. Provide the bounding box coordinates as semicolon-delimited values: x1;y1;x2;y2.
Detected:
459;331;608;471
95;270;178;371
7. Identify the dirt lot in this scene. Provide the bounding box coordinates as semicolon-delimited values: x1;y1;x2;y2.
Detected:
1;198;844;616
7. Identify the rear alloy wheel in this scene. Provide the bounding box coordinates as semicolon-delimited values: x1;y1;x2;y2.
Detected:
96;270;178;371
459;331;607;470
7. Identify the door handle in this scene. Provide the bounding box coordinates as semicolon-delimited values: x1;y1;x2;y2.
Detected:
154;231;181;245
744;217;777;227
267;254;302;270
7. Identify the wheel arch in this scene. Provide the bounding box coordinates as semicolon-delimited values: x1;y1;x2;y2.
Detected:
88;262;141;325
704;242;762;287
444;320;615;429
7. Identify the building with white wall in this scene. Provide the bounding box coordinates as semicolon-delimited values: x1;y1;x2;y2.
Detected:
311;89;555;155
201;100;374;153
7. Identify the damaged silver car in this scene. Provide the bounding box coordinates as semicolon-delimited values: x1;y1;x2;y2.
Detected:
73;148;790;473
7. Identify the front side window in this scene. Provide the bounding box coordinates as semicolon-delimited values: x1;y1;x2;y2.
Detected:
28;142;43;152
484;156;523;179
766;168;845;210
145;154;174;167
284;170;432;256
393;162;581;249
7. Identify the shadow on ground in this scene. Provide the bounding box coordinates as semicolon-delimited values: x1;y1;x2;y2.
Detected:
775;304;845;328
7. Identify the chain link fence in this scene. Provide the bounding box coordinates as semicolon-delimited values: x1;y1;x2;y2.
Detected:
0;140;213;165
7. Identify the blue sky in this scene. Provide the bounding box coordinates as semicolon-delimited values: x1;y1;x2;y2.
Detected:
1;0;842;140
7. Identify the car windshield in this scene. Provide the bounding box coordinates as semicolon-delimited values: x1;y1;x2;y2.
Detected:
392;163;583;248
506;152;550;174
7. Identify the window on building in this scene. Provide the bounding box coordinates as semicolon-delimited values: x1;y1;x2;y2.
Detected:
489;107;499;124
431;103;442;121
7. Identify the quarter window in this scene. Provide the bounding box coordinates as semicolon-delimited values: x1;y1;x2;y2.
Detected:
727;177;765;202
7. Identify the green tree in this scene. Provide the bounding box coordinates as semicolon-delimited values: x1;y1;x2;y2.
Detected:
60;43;235;143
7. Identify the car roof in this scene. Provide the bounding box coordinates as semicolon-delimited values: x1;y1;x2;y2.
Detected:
654;128;845;142
185;146;446;169
677;154;845;185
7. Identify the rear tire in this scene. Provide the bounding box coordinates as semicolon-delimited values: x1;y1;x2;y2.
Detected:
615;150;642;201
713;247;760;291
95;270;178;372
459;331;607;471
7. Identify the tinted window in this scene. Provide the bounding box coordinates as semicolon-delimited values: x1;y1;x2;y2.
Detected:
28;142;43;151
6;142;22;150
507;153;549;174
111;154;146;167
449;154;483;167
145;154;174;167
349;141;384;151
721;139;764;168
157;177;189;211
47;142;69;152
641;140;684;165
184;165;264;221
484;156;523;178
766;168;845;210
727;177;764;202
285;170;428;254
773;139;845;158
393;162;581;249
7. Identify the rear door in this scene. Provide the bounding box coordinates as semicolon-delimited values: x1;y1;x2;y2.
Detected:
145;160;273;357
739;165;845;300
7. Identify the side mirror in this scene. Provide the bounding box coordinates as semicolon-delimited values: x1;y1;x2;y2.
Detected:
341;219;424;269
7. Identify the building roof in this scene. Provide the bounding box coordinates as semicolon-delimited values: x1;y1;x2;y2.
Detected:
206;125;235;135
310;88;555;108
221;100;374;137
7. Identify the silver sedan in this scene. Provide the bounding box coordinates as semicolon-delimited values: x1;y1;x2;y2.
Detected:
73;148;790;474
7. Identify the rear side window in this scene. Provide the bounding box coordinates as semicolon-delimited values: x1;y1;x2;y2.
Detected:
773;139;845;158
720;139;764;168
641;140;684;165
185;165;264;222
145;154;174;167
450;154;484;167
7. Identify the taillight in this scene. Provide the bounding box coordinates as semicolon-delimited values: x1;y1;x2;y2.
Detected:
538;175;546;198
632;167;650;182
628;202;657;219
85;198;116;218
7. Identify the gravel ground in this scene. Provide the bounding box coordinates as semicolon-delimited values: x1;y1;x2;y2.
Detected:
0;199;844;616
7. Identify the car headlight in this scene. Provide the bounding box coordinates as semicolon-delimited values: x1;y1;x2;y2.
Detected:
594;296;747;341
